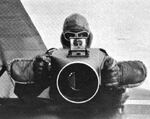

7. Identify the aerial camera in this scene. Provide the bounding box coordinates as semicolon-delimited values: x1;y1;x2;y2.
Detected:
51;37;105;104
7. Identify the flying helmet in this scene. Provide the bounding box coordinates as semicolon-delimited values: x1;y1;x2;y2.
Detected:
61;13;93;48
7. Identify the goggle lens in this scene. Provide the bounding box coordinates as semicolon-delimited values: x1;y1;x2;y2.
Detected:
78;32;89;38
64;31;89;41
64;33;76;40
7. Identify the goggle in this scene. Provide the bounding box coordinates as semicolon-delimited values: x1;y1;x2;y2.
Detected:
63;31;89;41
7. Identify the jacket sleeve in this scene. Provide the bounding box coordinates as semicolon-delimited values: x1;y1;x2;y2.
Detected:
9;59;34;83
117;61;147;88
10;49;56;98
100;48;147;88
9;48;57;83
9;57;50;98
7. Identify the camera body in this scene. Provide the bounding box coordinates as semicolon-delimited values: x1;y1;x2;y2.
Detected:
50;38;106;104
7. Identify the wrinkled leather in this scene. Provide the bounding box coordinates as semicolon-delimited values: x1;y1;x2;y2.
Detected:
10;49;55;83
118;61;147;87
10;59;34;83
101;57;147;88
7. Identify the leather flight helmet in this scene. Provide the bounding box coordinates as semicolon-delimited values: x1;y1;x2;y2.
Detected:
61;13;93;48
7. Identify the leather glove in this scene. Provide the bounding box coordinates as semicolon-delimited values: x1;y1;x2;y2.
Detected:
33;54;51;75
101;56;121;87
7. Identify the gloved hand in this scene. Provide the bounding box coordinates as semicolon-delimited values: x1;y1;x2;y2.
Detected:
101;56;121;87
33;54;51;76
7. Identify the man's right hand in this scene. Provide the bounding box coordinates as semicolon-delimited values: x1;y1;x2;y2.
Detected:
33;54;51;75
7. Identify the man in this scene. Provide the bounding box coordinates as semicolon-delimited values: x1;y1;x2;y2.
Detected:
2;13;147;106
58;13;147;108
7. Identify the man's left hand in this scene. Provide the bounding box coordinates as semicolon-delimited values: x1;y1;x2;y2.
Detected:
101;56;121;87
